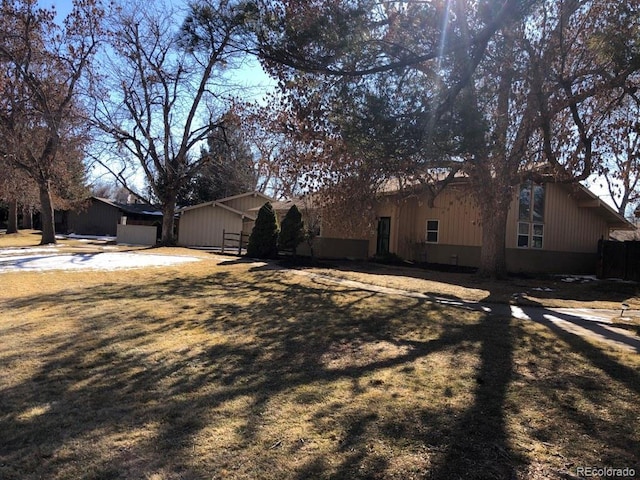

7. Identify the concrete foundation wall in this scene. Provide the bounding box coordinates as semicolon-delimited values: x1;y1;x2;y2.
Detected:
414;243;481;267
117;224;157;246
412;243;597;274
298;237;370;260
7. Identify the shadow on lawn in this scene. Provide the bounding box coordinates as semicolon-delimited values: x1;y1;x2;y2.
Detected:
0;267;638;479
507;299;640;472
308;259;640;305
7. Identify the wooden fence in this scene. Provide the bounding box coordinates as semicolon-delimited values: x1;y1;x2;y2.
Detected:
597;240;640;281
222;230;248;255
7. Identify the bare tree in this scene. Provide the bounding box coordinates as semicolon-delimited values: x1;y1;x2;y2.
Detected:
241;101;307;199
0;0;101;244
595;95;640;217
91;0;255;244
0;161;39;233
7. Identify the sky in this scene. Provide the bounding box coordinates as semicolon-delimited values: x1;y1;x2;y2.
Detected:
43;0;274;92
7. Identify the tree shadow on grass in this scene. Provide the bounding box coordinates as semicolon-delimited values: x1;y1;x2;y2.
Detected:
1;266;639;479
533;308;640;382
426;313;520;480
511;307;640;476
0;268;522;479
303;259;640;305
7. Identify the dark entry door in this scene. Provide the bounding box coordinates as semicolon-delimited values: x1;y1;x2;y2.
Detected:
376;217;391;255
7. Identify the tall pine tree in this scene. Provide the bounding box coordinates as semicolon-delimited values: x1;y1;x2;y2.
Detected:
246;202;279;259
178;110;257;206
278;204;304;255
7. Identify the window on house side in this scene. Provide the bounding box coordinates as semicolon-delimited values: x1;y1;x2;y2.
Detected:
518;181;545;249
517;222;529;247
532;184;545;222
519;183;531;221
426;220;439;243
532;223;544;248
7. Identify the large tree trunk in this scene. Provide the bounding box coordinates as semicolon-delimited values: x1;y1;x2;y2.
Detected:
6;200;18;234
22;205;33;229
38;182;57;244
477;192;510;279
160;194;177;246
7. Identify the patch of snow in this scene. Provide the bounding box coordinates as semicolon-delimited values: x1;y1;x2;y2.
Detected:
0;251;200;273
0;246;59;256
532;287;554;292
560;275;597;283
60;234;117;242
510;306;530;320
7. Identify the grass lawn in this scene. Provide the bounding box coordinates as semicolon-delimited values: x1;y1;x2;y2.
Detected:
0;237;639;479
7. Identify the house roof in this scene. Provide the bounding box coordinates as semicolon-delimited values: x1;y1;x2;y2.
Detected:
379;177;634;230
176;199;257;221
94;197;162;216
611;224;640;240
176;191;275;218
216;191;274;204
247;198;303;212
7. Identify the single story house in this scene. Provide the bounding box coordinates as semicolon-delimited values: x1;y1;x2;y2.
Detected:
247;198;370;260
320;178;633;274
60;196;163;237
177;191;274;248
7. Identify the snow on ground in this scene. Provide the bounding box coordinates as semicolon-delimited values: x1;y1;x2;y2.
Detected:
0;246;60;256
0;251;200;273
57;234;117;242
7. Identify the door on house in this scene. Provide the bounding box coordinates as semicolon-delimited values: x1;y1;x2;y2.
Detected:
376;217;391;255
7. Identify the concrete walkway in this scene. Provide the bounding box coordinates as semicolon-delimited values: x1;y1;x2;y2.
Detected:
293;270;640;353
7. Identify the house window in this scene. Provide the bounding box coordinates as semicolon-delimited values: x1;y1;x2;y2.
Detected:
518;181;545;248
532;223;544;248
517;222;530;247
426;220;439;243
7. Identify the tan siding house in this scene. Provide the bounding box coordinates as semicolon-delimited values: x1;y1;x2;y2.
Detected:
336;180;630;274
177;192;273;247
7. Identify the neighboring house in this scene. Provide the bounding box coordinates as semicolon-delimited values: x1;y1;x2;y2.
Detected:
177;191;274;247
61;197;163;237
320;178;633;274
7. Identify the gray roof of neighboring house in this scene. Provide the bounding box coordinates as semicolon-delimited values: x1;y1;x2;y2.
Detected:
94;197;163;216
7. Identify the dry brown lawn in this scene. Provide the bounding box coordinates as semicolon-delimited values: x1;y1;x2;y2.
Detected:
301;260;640;310
1;235;639;479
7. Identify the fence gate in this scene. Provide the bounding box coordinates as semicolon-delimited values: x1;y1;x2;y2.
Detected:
598;240;640;281
222;230;248;255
